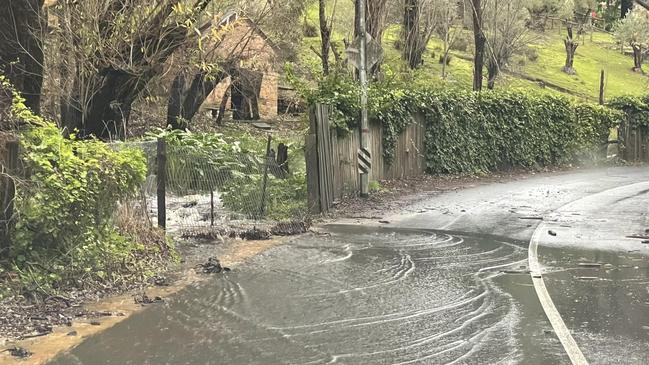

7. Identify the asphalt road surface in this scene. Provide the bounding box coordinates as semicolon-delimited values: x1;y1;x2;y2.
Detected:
49;167;649;365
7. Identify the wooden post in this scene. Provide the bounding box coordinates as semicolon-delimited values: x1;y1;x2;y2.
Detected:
1;140;18;258
156;138;166;230
599;70;605;105
259;134;272;218
210;190;215;227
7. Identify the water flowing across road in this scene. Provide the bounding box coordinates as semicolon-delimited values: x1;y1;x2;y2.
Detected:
50;226;568;364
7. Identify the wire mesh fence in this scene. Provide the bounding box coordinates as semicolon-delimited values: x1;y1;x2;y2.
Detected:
116;134;309;241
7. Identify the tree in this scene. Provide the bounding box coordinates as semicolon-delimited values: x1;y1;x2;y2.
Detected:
48;0;218;139
402;0;441;70
615;6;649;71
435;0;461;78
622;0;634;17
469;0;486;91
0;0;45;115
483;0;530;89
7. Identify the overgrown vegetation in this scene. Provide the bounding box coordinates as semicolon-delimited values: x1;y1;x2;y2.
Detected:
298;72;621;173
148;128;307;221
1;89;172;298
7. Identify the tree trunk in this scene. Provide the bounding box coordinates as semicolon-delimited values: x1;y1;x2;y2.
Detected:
319;0;331;75
562;25;578;75
487;60;498;90
632;44;643;72
0;0;45;115
60;0;214;139
471;0;485;91
167;69;230;130
403;0;423;69
622;0;634;18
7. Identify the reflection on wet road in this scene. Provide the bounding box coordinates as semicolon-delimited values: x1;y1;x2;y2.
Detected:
49;228;567;365
542;247;649;365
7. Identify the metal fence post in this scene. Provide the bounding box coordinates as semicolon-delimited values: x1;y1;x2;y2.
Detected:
1;139;19;258
157;138;166;231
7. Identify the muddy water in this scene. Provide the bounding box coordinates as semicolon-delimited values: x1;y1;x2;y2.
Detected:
541;247;649;364
49;227;567;364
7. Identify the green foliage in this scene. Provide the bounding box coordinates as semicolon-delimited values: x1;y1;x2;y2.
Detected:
286;64;361;134
305;77;621;173
608;95;649;128
614;7;649;50
147;128;307;221
9;122;152;294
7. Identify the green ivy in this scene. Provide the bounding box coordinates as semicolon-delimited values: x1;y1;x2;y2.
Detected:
299;73;621;173
608;95;649;129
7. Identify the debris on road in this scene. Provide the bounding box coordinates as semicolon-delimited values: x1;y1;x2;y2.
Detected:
3;346;32;359
133;294;164;305
577;263;602;268
548;230;557;236
197;257;231;274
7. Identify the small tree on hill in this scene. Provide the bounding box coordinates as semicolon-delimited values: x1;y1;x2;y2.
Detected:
615;6;649;71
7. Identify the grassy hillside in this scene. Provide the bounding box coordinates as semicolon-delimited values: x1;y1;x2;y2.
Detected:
300;3;649;102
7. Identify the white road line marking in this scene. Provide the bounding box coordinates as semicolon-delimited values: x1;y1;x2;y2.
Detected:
529;223;589;365
528;180;649;365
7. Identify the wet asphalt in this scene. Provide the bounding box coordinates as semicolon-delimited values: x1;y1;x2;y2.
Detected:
48;166;649;365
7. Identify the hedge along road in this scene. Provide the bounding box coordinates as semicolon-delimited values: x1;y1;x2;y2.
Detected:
46;166;649;364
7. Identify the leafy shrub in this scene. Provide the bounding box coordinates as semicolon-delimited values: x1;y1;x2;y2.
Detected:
148;128;307;221
8;123;153;293
608;95;649;128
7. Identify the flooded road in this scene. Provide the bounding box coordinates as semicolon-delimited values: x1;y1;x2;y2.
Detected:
49;227;567;364
47;166;649;364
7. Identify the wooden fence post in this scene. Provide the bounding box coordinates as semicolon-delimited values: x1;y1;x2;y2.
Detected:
1;139;19;258
157;138;166;231
306;106;322;214
599;70;605;105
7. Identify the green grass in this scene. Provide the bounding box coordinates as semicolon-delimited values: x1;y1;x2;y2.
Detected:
521;29;649;101
300;2;649;101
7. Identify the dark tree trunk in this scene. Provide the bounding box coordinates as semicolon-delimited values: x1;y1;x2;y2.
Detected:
632;44;643;71
167;72;186;130
61;0;214;139
318;0;331;75
487;60;498;90
403;0;423;69
471;0;485;91
563;25;578;75
214;84;231;126
0;0;45;115
622;0;634;18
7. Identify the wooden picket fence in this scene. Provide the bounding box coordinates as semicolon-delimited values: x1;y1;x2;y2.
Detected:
305;104;426;214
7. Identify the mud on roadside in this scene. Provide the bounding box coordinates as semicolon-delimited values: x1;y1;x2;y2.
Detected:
0;236;287;365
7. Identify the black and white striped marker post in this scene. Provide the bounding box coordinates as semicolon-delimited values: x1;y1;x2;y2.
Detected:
358;147;372;174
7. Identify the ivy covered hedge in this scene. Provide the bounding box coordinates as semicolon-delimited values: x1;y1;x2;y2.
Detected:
608;95;649;129
297;72;621;175
375;88;621;174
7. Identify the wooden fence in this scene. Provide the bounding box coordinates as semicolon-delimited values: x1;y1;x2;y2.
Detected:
620;123;649;162
306;104;426;214
0;138;18;258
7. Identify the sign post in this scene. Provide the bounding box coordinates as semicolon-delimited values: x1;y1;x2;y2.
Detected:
358;0;370;197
